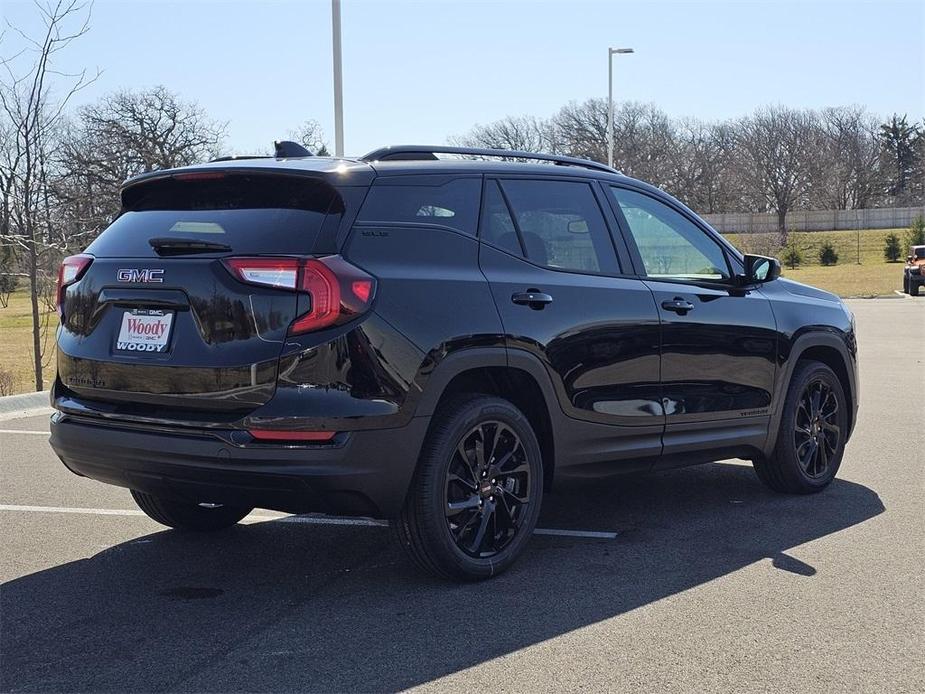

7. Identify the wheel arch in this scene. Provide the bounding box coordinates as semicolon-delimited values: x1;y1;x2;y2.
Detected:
415;348;560;490
767;332;858;453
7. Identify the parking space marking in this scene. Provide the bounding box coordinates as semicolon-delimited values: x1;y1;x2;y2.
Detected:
533;528;619;539
0;504;619;539
0;429;48;436
0;504;147;516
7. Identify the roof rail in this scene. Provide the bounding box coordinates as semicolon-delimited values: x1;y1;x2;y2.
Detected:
360;145;621;175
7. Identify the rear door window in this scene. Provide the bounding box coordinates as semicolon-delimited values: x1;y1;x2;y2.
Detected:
356;177;481;235
88;174;341;257
480;181;524;256
497;179;620;274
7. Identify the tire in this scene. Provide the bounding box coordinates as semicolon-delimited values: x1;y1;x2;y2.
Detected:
911;280;921;297
394;394;543;581
131;490;252;531
754;360;848;494
903;275;910;294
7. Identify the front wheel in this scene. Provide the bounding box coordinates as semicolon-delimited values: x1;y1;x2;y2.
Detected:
394;394;543;581
911;280;921;297
903;275;910;294
131;490;252;531
754;360;848;494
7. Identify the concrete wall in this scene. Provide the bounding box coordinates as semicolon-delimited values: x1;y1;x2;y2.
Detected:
701;206;925;233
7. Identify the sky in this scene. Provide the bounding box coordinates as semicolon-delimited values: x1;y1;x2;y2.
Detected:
3;0;924;156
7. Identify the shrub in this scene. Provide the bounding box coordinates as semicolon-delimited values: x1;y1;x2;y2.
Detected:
907;215;925;249
819;241;839;266
883;233;903;262
0;273;15;308
782;244;802;269
0;369;15;397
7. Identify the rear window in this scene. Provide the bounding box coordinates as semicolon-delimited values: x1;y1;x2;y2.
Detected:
87;174;341;257
356;178;480;235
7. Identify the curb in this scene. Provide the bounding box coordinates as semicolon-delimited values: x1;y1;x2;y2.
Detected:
0;390;52;422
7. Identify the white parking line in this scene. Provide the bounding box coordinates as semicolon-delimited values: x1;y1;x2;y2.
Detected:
0;429;48;436
0;504;618;539
533;528;619;539
0;504;147;516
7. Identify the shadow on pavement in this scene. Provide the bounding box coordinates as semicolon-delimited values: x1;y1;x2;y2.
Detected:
0;462;884;692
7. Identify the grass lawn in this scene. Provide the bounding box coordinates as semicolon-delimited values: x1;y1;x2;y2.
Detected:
0;227;912;396
0;289;59;396
723;228;908;298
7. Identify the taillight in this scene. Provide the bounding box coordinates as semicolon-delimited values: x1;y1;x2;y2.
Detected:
223;255;376;335
56;254;93;316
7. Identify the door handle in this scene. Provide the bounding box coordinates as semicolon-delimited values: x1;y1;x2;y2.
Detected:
661;298;694;314
512;290;553;310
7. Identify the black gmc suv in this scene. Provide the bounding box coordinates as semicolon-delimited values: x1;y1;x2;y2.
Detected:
49;144;858;580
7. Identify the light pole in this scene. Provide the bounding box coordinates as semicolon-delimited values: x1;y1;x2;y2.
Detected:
332;0;344;157
607;47;634;169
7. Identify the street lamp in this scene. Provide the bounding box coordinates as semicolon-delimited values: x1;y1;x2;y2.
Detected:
332;0;344;157
607;47;634;169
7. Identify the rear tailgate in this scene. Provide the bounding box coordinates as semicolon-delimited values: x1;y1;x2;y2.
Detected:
56;172;343;417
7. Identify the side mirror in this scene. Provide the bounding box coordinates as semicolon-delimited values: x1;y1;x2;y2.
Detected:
907;255;914;262
743;254;781;284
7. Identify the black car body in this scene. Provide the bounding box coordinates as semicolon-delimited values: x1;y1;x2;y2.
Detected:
49;145;859;579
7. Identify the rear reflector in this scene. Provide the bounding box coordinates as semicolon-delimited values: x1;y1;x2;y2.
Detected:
248;429;337;442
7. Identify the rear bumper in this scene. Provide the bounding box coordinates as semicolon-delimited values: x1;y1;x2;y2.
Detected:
49;412;429;518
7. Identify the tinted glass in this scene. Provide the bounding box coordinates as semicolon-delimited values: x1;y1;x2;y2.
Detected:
611;187;730;281
480;181;523;256
357;178;481;235
89;176;339;257
499;180;618;273
87;208;330;257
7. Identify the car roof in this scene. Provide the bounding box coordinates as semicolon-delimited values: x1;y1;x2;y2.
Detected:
122;154;640;191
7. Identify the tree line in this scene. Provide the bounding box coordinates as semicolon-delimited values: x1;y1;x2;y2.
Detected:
453;102;925;242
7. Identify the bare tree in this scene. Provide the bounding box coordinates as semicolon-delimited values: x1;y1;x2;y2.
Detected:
56;86;226;242
550;99;680;190
290;119;329;155
670;119;744;214
808;106;881;210
0;0;98;391
734;106;818;244
451;114;558;154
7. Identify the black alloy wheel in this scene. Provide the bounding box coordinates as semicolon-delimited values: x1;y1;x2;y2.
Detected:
395;394;543;581
444;420;531;558
793;379;841;479
753;360;847;494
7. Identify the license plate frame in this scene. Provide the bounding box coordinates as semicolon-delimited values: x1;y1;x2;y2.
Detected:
114;309;175;354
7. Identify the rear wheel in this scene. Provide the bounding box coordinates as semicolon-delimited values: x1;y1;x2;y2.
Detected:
394;394;543;581
131;490;252;531
911;279;921;297
754;361;847;494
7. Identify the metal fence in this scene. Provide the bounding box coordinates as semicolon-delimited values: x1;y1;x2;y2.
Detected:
701;206;925;233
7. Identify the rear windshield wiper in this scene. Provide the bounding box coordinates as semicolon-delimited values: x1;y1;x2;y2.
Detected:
149;237;232;255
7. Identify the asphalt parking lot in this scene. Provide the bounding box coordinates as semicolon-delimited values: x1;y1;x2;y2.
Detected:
1;297;922;693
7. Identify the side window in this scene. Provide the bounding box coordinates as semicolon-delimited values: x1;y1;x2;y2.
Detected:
356;178;481;235
498;180;619;274
610;187;730;281
480;181;523;256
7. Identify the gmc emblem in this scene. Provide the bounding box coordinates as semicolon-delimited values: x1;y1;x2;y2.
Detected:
117;268;164;283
